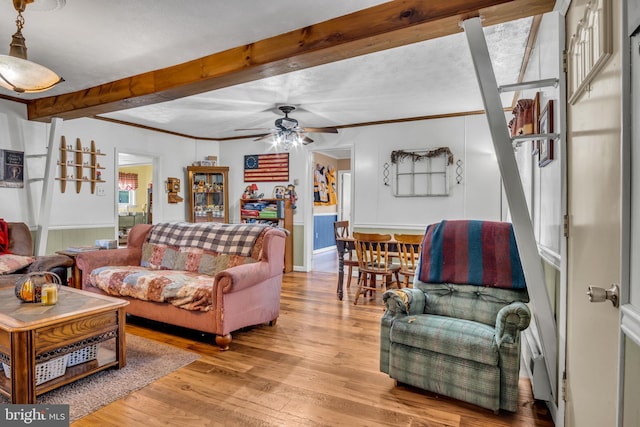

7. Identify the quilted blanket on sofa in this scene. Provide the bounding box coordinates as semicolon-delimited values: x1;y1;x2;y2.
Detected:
90;266;219;311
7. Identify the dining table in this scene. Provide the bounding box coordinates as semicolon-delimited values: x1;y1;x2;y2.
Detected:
335;236;415;300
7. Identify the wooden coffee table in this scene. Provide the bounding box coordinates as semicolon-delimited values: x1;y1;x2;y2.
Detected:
0;286;128;403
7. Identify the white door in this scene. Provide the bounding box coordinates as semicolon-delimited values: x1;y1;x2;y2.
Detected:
564;0;622;425
620;9;640;426
338;171;351;224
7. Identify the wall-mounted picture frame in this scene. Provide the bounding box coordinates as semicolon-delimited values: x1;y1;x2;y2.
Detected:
538;100;554;167
567;0;612;104
531;92;541;156
0;149;24;188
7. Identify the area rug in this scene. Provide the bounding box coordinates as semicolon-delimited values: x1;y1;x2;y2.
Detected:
0;334;200;421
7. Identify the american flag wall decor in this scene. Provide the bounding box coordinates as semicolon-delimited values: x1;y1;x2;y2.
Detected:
244;153;289;182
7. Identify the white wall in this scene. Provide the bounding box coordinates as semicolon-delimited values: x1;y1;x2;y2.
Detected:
350;115;501;228
220;113;503;269
0;100;49;224
0;99;219;228
2;97;502;268
517;12;562;262
220;114;501;227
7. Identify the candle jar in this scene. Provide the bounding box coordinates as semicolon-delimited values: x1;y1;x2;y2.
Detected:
15;272;62;303
41;283;59;305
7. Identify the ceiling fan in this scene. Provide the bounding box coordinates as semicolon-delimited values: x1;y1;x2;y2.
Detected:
235;105;338;150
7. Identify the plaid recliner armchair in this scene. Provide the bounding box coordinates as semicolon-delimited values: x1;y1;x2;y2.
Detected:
380;220;531;413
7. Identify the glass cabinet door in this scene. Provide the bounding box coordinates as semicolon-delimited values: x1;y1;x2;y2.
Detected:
187;166;229;223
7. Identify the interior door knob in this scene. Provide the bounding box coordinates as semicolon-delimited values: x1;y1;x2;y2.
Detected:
587;284;619;307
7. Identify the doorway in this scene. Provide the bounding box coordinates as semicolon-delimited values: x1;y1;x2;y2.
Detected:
309;148;352;273
117;152;155;245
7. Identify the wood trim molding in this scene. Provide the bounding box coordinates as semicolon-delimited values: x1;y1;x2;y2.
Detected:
93;108;511;141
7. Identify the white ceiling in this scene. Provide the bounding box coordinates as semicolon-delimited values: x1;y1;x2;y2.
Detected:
0;1;537;154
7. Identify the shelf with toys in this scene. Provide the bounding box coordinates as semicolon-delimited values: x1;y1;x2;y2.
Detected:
56;136;106;194
240;185;295;272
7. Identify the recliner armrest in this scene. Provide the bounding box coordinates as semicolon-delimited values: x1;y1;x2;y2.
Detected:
495;302;531;347
27;254;73;273
382;288;426;317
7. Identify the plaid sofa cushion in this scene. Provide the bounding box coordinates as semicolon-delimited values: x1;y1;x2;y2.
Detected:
389;314;499;366
147;222;269;257
140;222;267;274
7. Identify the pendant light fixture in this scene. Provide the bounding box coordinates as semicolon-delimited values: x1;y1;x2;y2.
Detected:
0;0;63;93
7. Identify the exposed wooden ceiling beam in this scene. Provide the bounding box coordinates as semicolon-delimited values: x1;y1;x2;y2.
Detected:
27;0;555;122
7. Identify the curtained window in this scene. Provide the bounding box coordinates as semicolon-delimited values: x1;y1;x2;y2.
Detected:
118;172;138;190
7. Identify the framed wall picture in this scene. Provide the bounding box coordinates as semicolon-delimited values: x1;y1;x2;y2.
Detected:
531;92;541;155
538;100;554;167
0;149;24;188
567;0;612;104
244;153;289;182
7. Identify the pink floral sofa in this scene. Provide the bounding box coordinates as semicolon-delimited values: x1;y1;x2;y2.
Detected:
75;222;286;350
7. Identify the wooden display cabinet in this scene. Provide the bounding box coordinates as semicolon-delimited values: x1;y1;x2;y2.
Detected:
240;198;293;273
187;166;229;223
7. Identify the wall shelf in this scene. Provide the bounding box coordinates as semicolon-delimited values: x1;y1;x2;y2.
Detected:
57;137;106;194
240;198;293;272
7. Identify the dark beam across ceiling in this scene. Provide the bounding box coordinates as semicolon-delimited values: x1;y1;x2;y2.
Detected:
26;0;555;123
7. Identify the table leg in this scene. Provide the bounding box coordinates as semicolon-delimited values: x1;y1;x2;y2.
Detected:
10;331;35;404
336;239;345;300
116;307;127;368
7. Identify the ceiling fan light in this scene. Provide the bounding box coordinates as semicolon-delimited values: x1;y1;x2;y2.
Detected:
0;54;63;93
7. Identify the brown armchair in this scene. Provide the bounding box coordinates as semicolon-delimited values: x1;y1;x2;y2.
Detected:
0;222;73;287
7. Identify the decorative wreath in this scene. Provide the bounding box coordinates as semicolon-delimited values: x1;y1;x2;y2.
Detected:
390;147;454;165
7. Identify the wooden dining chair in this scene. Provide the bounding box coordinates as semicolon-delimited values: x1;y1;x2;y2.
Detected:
352;232;400;305
393;233;424;288
334;220;358;290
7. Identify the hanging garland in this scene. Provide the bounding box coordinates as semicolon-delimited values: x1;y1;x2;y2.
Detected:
390;147;454;165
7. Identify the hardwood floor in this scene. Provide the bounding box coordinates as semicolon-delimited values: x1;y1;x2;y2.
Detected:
73;271;555;426
312;248;339;273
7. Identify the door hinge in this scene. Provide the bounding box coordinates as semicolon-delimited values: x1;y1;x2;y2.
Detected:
561;371;567;401
563;214;570;237
562;50;568;74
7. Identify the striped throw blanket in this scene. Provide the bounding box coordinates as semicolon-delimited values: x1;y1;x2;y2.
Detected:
418;220;526;289
148;222;270;257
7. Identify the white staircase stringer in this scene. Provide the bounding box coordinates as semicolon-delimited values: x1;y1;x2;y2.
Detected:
461;17;558;397
35;118;63;256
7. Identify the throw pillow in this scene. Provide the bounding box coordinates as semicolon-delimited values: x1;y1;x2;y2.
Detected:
0;254;35;274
